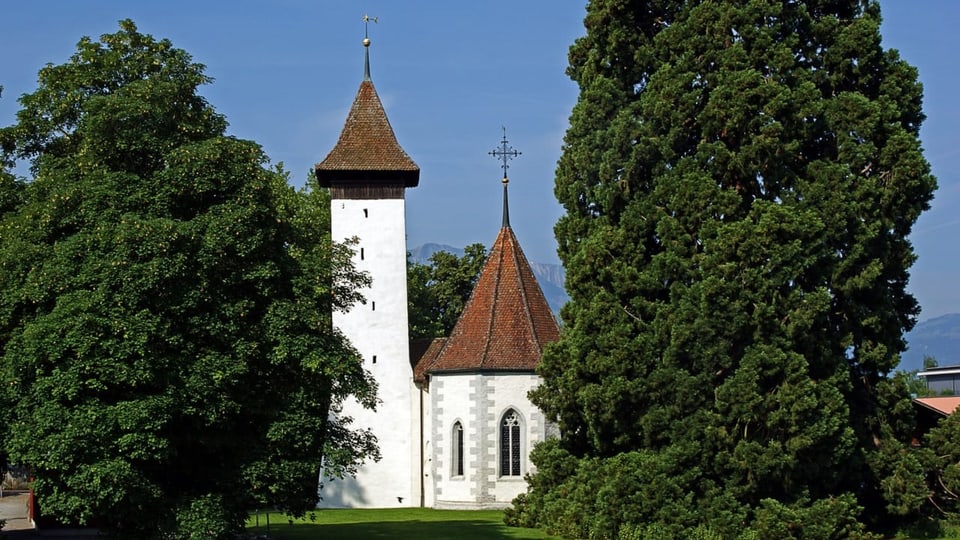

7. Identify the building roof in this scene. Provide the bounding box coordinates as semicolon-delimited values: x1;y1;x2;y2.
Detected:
424;224;560;375
410;337;446;385
913;396;960;416
917;367;960;378
315;78;419;187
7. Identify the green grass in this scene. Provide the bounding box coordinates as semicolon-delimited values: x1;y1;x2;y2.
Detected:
246;508;559;540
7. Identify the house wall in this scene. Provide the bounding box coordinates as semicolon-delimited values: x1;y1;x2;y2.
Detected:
926;374;960;395
429;372;549;509
319;197;418;508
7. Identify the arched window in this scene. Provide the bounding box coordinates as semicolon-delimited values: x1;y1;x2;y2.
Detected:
500;409;522;477
452;421;464;477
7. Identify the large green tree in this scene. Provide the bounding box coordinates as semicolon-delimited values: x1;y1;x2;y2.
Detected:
518;1;936;537
0;21;375;539
407;243;486;340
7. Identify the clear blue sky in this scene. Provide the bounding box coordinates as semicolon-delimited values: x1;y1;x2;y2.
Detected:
1;2;957;321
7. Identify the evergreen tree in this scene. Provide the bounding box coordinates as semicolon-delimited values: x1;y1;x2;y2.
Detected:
0;21;375;538
519;1;936;537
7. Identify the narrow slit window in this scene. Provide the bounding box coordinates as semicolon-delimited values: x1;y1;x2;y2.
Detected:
372;301;376;311
363;208;369;218
453;421;464;477
372;355;377;364
360;247;364;260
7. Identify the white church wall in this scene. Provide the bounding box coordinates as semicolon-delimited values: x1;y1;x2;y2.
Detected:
430;373;477;506
430;371;547;509
486;373;543;504
320;197;418;508
419;384;435;508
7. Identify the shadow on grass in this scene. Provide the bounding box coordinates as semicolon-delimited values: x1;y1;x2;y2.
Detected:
246;509;558;540
252;520;551;540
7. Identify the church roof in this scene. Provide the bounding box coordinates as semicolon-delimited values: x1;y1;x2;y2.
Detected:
315;79;420;187
410;337;446;385
426;225;560;375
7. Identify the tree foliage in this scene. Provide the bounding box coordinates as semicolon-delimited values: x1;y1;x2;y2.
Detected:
517;1;936;537
0;21;375;539
407;243;486;340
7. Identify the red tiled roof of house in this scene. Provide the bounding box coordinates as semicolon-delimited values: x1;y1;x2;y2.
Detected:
315;79;419;186
425;226;560;374
914;396;960;416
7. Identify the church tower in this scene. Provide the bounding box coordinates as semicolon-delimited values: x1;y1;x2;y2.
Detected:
314;24;420;508
413;130;561;509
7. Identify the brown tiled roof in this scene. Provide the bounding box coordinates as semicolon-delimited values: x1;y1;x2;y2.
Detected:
410;338;446;385
315;80;419;187
427;226;560;374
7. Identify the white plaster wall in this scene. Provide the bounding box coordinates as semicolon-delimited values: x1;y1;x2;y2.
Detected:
419;385;435;508
319;198;418;508
431;372;544;509
488;373;541;505
431;373;476;504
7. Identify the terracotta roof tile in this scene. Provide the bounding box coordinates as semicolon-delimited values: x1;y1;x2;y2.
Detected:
914;396;960;416
410;337;446;384
428;226;560;374
315;80;419;186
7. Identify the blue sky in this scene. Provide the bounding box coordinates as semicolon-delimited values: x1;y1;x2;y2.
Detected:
1;2;957;321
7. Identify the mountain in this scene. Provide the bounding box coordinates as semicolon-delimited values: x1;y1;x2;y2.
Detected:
899;313;960;372
527;261;569;315
409;243;569;315
408;243;462;261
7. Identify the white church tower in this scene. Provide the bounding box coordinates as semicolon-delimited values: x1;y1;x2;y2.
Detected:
314;25;420;508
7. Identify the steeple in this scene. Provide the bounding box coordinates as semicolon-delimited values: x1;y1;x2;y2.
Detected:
315;17;419;191
423;132;558;375
315;19;419;509
426;226;560;373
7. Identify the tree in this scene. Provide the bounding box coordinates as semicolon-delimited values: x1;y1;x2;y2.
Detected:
0;21;375;538
518;1;936;537
407;243;486;340
920;408;960;521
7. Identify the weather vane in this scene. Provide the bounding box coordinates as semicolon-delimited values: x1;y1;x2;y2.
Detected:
363;14;378;46
489;126;521;185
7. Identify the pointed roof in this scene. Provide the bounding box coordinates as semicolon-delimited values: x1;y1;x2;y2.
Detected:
315;78;419;187
426;225;560;374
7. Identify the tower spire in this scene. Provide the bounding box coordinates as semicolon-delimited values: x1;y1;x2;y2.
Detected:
488;126;521;228
362;14;378;81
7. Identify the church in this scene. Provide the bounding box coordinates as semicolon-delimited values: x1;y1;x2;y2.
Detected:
313;32;560;509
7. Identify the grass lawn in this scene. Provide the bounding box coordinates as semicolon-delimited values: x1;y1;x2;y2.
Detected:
246;508;560;540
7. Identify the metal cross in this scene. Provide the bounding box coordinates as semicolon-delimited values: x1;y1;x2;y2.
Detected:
489;126;521;184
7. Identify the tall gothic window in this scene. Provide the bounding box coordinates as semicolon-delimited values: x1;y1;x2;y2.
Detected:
452;421;464;477
500;409;521;477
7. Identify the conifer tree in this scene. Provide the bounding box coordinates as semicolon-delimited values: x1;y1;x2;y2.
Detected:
519;1;936;537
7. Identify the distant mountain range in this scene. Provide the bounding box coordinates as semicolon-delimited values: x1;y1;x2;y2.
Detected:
900;313;960;372
409;243;569;315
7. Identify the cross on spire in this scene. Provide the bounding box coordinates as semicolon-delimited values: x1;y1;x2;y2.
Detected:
489;127;521;228
489;126;521;185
